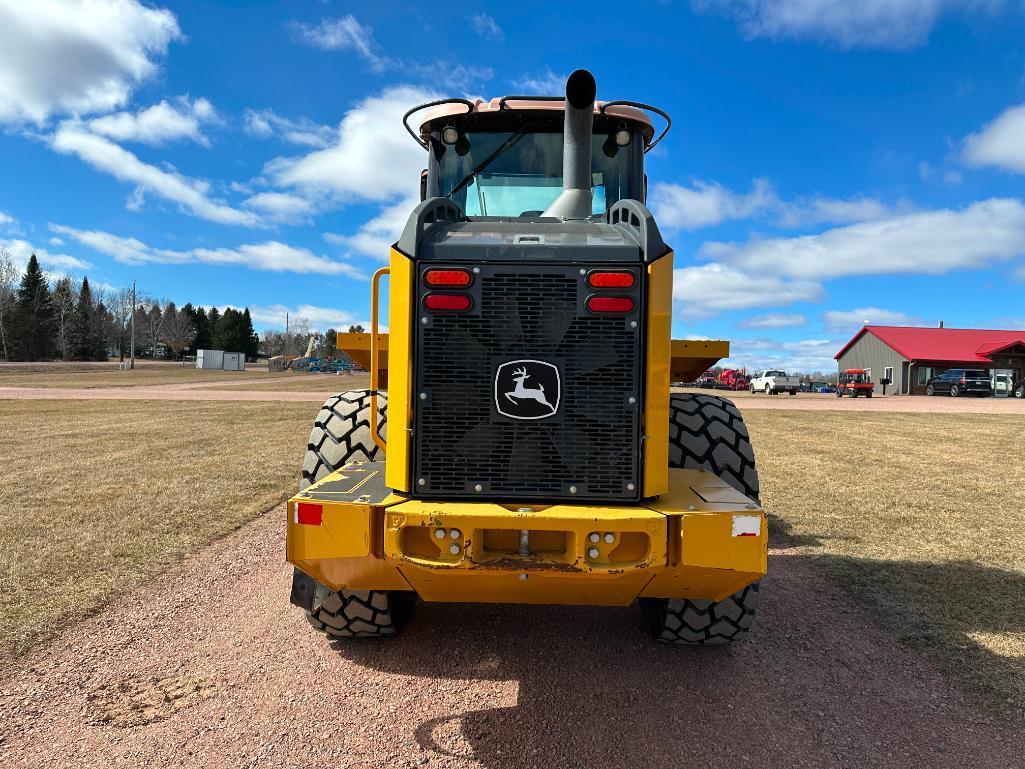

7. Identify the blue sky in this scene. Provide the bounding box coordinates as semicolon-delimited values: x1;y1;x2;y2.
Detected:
2;0;1025;371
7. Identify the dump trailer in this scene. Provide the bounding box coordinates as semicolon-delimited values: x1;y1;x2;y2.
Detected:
287;71;765;645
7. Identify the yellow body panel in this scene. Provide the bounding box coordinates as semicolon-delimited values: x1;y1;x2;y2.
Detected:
642;250;674;497
287;467;766;606
384;247;415;491
335;332;388;373
670;338;730;383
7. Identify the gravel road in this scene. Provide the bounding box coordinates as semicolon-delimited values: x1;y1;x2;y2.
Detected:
3;382;1024;414
1;507;1021;769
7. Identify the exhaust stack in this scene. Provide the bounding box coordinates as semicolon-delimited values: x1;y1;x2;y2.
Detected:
542;69;596;219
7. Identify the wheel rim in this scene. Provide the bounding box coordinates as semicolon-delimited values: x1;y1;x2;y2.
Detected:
951;386;958;397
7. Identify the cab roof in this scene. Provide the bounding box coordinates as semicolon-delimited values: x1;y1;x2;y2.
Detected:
415;97;657;143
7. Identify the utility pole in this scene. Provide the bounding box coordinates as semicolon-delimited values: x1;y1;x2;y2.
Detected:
129;280;136;370
285;311;289;356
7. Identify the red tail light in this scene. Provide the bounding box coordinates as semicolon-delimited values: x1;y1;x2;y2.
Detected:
960;377;966;385
587;296;634;314
588;271;635;288
296;502;322;526
425;269;471;287
425;293;471;312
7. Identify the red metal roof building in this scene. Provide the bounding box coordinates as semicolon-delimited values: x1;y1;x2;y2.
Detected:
834;325;1025;395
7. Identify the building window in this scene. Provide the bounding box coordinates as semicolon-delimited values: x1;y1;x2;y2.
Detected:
884;366;893;383
917;367;931;386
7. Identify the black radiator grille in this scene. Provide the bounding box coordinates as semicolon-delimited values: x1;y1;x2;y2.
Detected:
412;264;643;500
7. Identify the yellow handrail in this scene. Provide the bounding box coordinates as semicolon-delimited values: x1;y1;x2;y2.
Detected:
369;267;390;454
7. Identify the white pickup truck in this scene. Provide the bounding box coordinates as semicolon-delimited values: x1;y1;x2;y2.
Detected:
749;369;800;395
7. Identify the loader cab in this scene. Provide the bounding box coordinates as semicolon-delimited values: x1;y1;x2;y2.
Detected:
412;98;661;218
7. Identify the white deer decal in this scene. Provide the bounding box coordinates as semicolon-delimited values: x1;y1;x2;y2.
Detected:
505;366;556;413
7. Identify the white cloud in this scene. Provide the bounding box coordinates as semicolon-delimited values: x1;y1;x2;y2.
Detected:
266;86;438;204
289;15;384;69
50;123;260;226
0;0;180;125
513;70;567;94
673;263;822;319
0;237;92;271
823;307;919;332
692;0;1005;50
86;97;217;146
249;303;366;332
726;336;843;373
243;108;334;148
651;178;893;230
50;224;366;278
737;312;807;329
325;195;419;261
287;15;491;89
963;103;1025;174
243;192;315;223
471;14;505;41
651;179;776;230
702;198;1025;280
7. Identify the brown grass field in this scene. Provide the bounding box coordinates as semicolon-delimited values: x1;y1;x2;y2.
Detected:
0;394;1022;713
0;399;316;663
205;372;371;391
745;409;1025;713
0;364;276;389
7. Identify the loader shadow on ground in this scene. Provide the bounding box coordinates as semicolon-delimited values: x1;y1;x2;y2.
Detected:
337;553;1025;769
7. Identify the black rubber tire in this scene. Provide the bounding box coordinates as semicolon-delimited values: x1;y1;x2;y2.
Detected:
866;390;873;398
926;385;935;396
950;385;959;397
1015;384;1024;399
657;393;762;646
306;589;416;638
301;389;387;489
668;392;760;502
298;390;416;639
641;584;760;645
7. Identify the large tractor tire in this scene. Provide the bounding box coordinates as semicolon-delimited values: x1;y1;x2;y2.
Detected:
296;390;416;639
644;393;761;645
301;389;387;489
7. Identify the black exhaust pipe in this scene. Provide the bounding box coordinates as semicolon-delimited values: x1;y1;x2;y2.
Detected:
542;69;596;219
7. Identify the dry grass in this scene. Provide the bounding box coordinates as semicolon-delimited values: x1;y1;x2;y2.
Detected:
744;409;1025;714
0;366;275;389
0;399;315;662
207;373;371;392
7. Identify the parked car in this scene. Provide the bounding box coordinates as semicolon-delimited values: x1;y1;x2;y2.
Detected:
749;369;800;395
818;384;837;394
993;373;1012;396
925;368;992;397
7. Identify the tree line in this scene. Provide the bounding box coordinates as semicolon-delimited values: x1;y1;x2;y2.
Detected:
0;251;259;362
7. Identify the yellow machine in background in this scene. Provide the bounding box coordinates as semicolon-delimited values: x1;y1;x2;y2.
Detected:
288;71;765;644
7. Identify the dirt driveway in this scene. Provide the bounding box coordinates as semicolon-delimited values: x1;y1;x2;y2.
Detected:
1;508;1020;769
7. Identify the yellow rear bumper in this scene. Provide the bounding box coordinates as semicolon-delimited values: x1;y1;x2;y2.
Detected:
287;465;766;606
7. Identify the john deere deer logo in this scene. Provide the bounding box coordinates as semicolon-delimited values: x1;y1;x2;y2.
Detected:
495;360;561;420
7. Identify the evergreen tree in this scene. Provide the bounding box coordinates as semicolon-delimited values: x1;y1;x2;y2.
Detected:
72;277;97;361
317;328;338;358
241;308;259;359
208;306;221;349
191;306;210;351
10;254;56;361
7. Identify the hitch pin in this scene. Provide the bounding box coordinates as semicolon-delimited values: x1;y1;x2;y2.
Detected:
518;529;530;556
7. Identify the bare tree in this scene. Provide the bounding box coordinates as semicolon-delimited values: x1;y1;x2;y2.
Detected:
51;276;77;360
108;286;135;359
0;249;18;361
159;303;195;360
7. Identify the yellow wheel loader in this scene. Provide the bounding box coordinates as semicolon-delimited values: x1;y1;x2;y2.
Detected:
287;70;765;644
